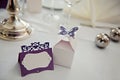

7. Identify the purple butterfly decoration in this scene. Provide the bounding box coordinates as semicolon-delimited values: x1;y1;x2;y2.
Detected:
59;26;79;38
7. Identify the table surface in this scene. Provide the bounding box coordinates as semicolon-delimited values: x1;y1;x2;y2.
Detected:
0;8;120;80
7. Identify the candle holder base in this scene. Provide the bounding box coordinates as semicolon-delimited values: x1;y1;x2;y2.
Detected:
0;0;32;41
0;18;32;41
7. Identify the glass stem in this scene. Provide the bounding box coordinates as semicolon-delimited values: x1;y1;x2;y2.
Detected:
19;0;26;17
50;0;55;16
22;0;25;15
66;4;72;26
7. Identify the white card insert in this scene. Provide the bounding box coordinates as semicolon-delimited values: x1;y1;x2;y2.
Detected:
22;51;52;70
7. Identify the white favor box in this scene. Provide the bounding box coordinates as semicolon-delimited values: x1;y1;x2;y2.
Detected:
26;0;42;13
53;40;75;68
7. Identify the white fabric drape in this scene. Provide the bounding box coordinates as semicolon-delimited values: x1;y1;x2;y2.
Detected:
64;0;120;28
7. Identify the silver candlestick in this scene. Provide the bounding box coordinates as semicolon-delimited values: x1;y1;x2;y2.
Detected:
0;0;32;41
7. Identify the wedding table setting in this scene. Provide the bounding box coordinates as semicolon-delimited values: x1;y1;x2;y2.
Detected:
0;0;120;80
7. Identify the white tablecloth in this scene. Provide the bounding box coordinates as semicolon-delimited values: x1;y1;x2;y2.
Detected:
0;8;120;80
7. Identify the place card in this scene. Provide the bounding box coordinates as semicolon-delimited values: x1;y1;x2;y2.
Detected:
18;42;54;76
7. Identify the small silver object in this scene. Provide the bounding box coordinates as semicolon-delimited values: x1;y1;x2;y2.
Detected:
95;33;110;48
110;27;120;42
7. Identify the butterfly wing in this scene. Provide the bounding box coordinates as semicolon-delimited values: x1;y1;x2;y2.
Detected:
59;26;67;35
68;27;79;38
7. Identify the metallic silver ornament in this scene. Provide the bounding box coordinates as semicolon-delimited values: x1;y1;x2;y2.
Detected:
110;27;120;42
95;33;110;48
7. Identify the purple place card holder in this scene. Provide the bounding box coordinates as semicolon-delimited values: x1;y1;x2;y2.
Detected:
18;42;54;77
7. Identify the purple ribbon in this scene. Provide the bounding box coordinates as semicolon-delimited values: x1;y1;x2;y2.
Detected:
59;26;79;38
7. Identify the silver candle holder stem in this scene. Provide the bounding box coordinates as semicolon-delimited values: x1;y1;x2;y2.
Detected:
0;0;32;41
